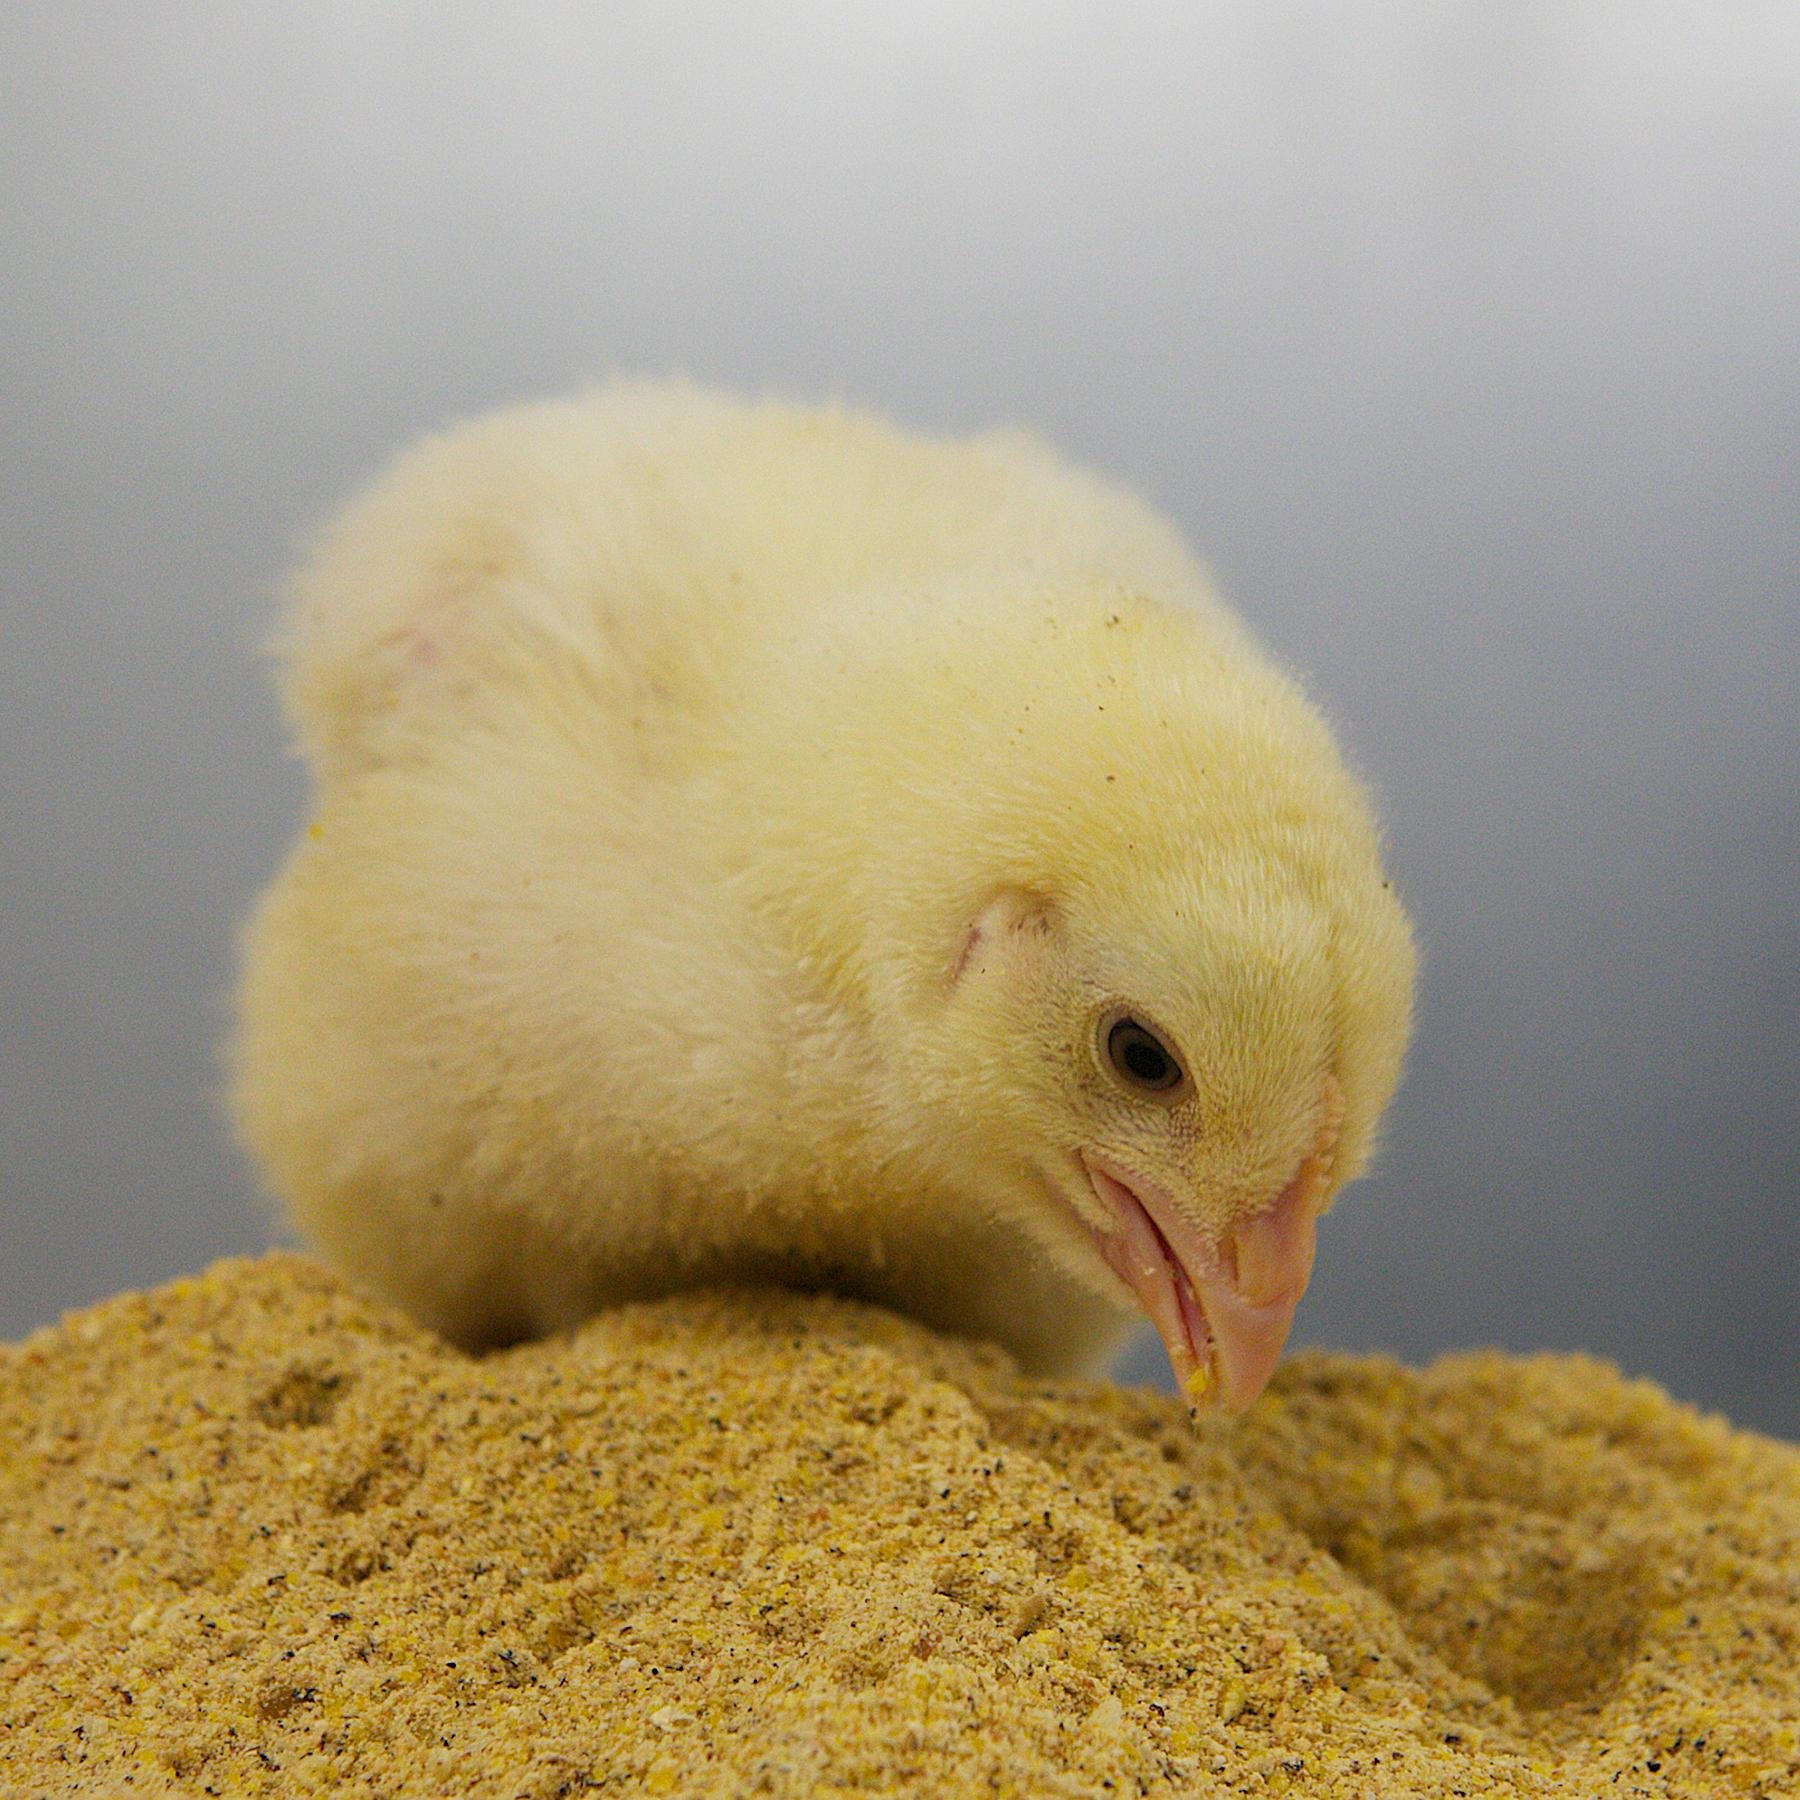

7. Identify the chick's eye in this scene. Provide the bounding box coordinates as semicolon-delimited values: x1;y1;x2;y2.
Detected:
1103;1014;1184;1094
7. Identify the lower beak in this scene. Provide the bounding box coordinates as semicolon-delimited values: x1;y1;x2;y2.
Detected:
1080;1081;1340;1413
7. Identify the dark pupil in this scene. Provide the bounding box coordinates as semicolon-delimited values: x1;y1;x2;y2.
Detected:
1110;1020;1178;1089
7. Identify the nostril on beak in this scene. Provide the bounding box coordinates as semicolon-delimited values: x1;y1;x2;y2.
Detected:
1217;1230;1241;1288
1224;1074;1343;1306
1224;1185;1319;1309
1229;1218;1296;1308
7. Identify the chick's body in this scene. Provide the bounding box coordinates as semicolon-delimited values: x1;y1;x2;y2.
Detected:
234;385;1415;1398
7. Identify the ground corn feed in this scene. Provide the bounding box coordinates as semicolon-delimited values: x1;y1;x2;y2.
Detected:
2;1254;1796;1796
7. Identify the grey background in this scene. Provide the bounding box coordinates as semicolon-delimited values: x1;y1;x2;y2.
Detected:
3;4;1795;1436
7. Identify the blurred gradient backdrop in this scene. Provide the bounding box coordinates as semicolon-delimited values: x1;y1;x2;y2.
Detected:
3;4;1796;1435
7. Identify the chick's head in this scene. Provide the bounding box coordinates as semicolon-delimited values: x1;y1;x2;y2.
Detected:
870;595;1415;1411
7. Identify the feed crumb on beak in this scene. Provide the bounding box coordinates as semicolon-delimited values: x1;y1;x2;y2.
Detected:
1182;1360;1216;1405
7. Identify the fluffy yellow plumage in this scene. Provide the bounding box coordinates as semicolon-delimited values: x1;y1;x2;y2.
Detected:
232;383;1415;1409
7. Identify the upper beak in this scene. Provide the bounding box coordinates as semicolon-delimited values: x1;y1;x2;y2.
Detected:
1080;1076;1342;1413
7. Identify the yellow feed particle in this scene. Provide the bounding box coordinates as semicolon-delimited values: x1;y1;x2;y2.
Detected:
1182;1360;1215;1404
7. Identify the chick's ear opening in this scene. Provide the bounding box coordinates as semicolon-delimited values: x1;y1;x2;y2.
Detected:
947;887;1060;989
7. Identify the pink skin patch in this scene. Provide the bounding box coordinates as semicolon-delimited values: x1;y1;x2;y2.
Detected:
378;622;442;668
1078;1076;1343;1412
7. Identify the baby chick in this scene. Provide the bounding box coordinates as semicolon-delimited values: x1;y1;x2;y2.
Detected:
232;383;1415;1411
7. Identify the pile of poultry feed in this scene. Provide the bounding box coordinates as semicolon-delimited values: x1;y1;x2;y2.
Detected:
2;1254;1795;1797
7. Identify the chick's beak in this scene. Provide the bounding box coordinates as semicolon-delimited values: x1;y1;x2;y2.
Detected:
1080;1078;1341;1413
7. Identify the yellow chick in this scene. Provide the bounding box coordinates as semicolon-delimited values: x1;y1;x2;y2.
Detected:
231;383;1415;1411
